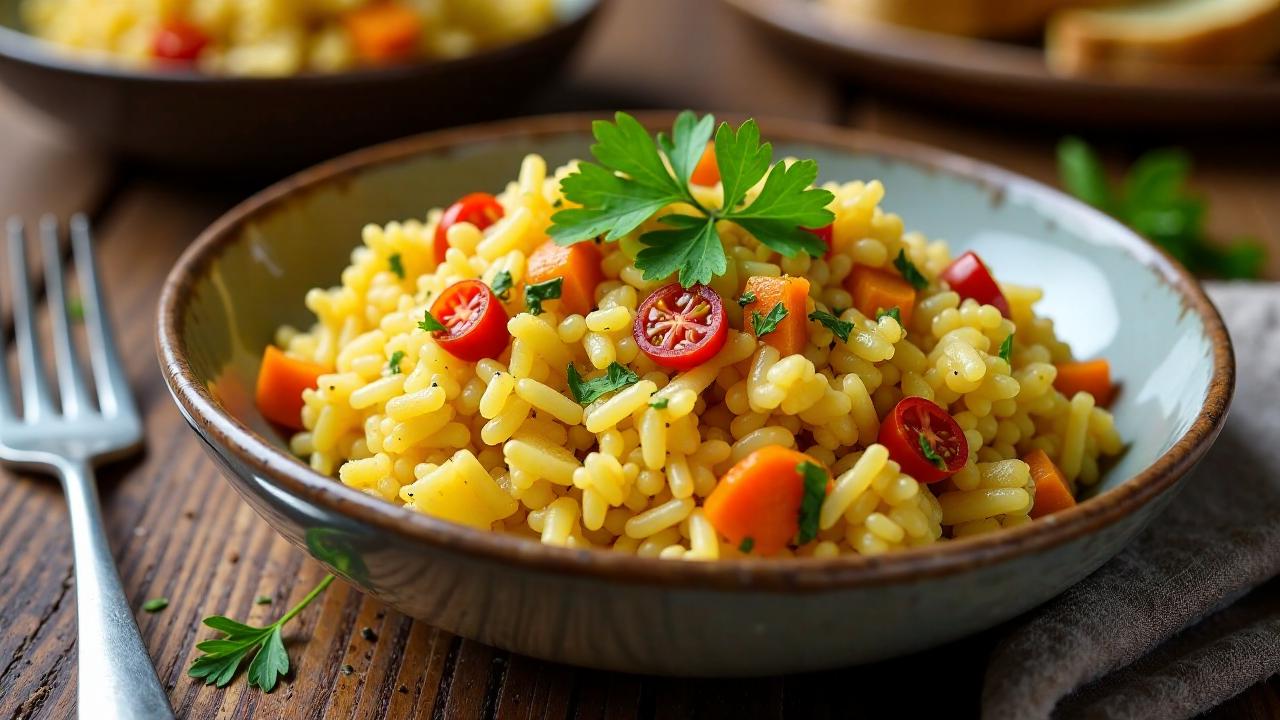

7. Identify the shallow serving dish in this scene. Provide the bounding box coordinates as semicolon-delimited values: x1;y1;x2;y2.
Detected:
157;113;1233;676
0;0;600;170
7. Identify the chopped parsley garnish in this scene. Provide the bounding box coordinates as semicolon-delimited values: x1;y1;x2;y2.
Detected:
876;306;902;325
1058;137;1263;279
189;575;334;693
388;253;405;279
998;333;1014;363
254;595;273;606
918;435;947;470
750;302;788;338
796;461;828;545
808;309;853;343
566;361;639;405
650;398;669;410
737;291;756;307
490;270;514;301
417;310;446;333
739;537;755;554
548;111;835;287
525;277;563;316
142;598;168;613
67;297;84;321
893;250;929;291
387;350;406;375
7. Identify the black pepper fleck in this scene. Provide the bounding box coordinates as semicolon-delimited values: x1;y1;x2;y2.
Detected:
340;664;354;676
361;627;378;642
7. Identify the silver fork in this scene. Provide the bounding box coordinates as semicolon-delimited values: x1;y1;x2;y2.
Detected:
1;216;172;720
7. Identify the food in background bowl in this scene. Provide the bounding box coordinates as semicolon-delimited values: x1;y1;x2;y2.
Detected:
258;112;1123;560
22;0;555;75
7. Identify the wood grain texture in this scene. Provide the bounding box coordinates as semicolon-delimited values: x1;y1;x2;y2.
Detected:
1;0;1278;715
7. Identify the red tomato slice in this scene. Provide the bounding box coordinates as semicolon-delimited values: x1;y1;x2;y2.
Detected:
429;280;510;362
152;20;210;62
878;397;968;484
433;193;504;263
940;251;1010;317
804;223;834;258
633;283;727;371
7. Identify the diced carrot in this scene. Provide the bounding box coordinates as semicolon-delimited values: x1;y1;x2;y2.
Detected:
1054;359;1114;406
690;143;719;186
1025;448;1076;519
743;275;810;356
344;3;422;65
525;240;604;317
845;265;916;327
255;346;327;430
703;446;826;556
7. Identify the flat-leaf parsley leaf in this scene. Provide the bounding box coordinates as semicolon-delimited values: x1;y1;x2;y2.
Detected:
650;398;669;410
737;291;756;307
751;302;788;338
490;270;514;301
876;306;902;325
388;253;405;279
796;462;828;545
567;362;639;405
418;310;446;333
893;250;929;291
808;309;852;343
999;333;1014;363
549;111;835;288
525;277;563;316
189;574;335;693
387;350;406;375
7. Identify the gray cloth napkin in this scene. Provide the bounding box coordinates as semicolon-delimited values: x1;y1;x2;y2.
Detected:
982;282;1280;720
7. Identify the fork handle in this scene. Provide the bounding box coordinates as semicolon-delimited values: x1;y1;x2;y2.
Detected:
60;460;174;720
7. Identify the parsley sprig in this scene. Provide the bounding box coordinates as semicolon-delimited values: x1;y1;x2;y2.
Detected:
549;111;835;287
1058;138;1263;279
751;302;788;338
893;250;929;291
566;362;639;405
808;309;852;343
189;574;335;693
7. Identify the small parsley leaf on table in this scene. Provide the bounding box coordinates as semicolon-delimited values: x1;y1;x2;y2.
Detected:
189;574;335;693
567;362;639;405
142;598;168;613
751;302;788;338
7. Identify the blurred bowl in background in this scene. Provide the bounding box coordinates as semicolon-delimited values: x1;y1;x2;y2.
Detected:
0;0;601;170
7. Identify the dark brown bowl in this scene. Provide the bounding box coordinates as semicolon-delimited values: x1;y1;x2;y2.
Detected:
722;0;1280;129
0;0;601;170
157;112;1233;675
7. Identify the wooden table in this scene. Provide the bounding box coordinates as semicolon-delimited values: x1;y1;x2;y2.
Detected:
2;1;1278;717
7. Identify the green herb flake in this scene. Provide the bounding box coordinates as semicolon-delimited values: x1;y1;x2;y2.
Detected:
549;111;834;288
750;302;788;338
387;350;406;375
67;297;85;322
254;595;273;606
142;598;168;613
388;253;405;279
807;309;853;343
998;333;1014;364
417;310;446;333
566;362;640;405
650;398;670;410
525;277;563;316
1057;137;1264;279
875;306;902;325
188;574;335;693
739;537;755;554
490;270;514;301
737;291;756;307
796;461;828;545
918;435;947;470
893;250;929;291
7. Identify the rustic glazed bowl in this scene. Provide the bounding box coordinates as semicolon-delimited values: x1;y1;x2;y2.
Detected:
0;0;600;169
157;113;1233;676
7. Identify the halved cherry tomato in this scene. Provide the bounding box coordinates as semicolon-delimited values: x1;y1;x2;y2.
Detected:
878;396;968;484
633;283;727;371
805;223;834;258
428;280;510;362
152;20;210;62
940;251;1010;317
433;193;504;263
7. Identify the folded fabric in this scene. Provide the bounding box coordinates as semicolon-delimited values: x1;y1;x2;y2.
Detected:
982;282;1280;720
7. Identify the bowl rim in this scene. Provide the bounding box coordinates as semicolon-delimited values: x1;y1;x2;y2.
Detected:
156;111;1235;592
0;0;600;85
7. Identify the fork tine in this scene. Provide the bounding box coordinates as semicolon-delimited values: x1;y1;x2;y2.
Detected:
70;215;134;418
6;217;56;421
40;215;93;417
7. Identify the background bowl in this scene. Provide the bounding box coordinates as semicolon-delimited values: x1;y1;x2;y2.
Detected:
157;113;1232;676
0;0;600;170
722;0;1280;129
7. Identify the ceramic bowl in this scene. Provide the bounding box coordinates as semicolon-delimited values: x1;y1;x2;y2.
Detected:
156;113;1233;676
0;0;600;170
